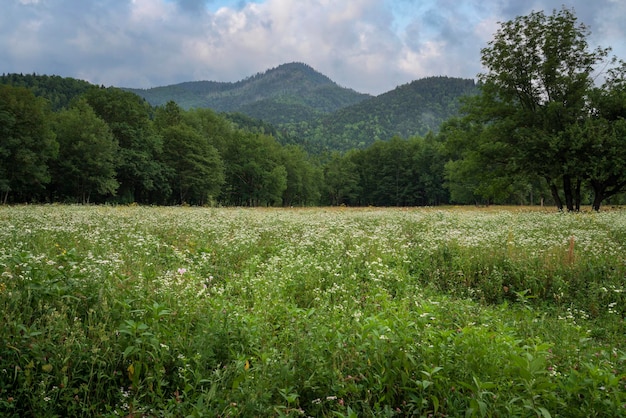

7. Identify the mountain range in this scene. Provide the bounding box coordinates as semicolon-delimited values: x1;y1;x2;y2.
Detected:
125;62;478;152
124;62;370;124
2;63;478;153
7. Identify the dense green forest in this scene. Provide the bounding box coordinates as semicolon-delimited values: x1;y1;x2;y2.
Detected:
0;66;479;207
2;8;626;209
124;62;371;124
279;77;478;152
126;63;475;154
0;74;465;206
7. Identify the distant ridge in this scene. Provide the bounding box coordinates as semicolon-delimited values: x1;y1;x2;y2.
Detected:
279;76;478;152
124;62;371;125
2;65;479;154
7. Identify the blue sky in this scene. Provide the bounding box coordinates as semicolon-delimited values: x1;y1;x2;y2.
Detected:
2;0;625;95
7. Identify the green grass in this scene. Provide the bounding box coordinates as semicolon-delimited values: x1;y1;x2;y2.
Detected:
0;206;625;417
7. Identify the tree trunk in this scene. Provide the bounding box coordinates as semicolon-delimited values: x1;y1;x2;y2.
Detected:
592;190;604;211
548;180;563;211
591;180;604;211
563;175;574;212
574;178;581;212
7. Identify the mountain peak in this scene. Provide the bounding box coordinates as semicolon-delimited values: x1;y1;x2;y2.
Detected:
125;62;371;122
260;62;335;86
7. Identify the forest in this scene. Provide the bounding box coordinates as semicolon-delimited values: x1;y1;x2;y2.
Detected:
1;8;626;210
0;73;471;207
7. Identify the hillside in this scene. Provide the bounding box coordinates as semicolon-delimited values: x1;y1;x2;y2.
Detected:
2;68;478;154
0;73;95;111
126;66;477;152
124;62;371;125
280;77;478;152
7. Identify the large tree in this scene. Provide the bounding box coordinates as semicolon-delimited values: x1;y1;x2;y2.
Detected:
0;85;57;203
50;99;119;203
220;132;288;206
469;7;616;211
577;66;626;210
154;101;225;205
323;151;360;206
279;144;322;206
83;87;169;203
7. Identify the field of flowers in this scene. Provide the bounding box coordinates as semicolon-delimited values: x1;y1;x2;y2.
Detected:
0;205;625;417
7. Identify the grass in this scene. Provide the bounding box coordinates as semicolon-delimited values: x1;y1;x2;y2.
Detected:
0;205;625;417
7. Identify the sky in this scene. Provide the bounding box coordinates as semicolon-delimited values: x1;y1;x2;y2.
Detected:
2;0;625;95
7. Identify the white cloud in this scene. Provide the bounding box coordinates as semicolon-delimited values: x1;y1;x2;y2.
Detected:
1;0;625;94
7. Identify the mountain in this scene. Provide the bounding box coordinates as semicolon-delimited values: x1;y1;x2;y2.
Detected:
124;62;371;125
3;66;478;154
279;77;478;152
126;65;477;153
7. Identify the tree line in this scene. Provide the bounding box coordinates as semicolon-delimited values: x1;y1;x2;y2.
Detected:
0;81;458;206
2;7;625;210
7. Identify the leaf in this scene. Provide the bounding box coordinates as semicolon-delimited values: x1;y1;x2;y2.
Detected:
123;345;137;359
537;407;552;418
41;364;53;373
431;395;440;413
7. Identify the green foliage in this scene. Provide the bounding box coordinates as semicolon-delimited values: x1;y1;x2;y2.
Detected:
50;98;119;203
125;62;370;125
323;135;449;206
0;84;58;203
0;206;624;417
449;7;625;211
220;132;289;206
154;100;226;205
161;124;225;205
323;151;361;205
0;73;94;111
82;87;171;203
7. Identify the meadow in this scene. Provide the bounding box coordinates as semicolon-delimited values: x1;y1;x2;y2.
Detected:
0;205;624;417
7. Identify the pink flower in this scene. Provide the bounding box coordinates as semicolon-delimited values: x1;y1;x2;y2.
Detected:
177;268;187;275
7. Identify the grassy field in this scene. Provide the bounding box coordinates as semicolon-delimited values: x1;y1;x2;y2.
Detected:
0;205;624;417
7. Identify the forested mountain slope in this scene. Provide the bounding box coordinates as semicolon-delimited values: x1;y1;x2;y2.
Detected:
0;73;95;111
125;65;477;152
2;68;477;154
280;77;478;152
124;62;371;125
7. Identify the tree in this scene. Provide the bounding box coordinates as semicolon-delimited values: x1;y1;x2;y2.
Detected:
323;151;360;206
51;99;119;203
279;145;322;206
0;85;57;203
154;101;225;205
471;7;613;211
83;87;169;203
441;118;538;205
412;133;450;206
161;124;225;205
576;68;626;210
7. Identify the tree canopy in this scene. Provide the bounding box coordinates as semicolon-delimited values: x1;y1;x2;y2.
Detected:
0;84;57;203
445;7;626;211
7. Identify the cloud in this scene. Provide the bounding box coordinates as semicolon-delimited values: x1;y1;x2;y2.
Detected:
1;0;624;95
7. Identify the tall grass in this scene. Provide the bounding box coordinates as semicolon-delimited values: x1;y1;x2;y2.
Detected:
0;206;624;416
